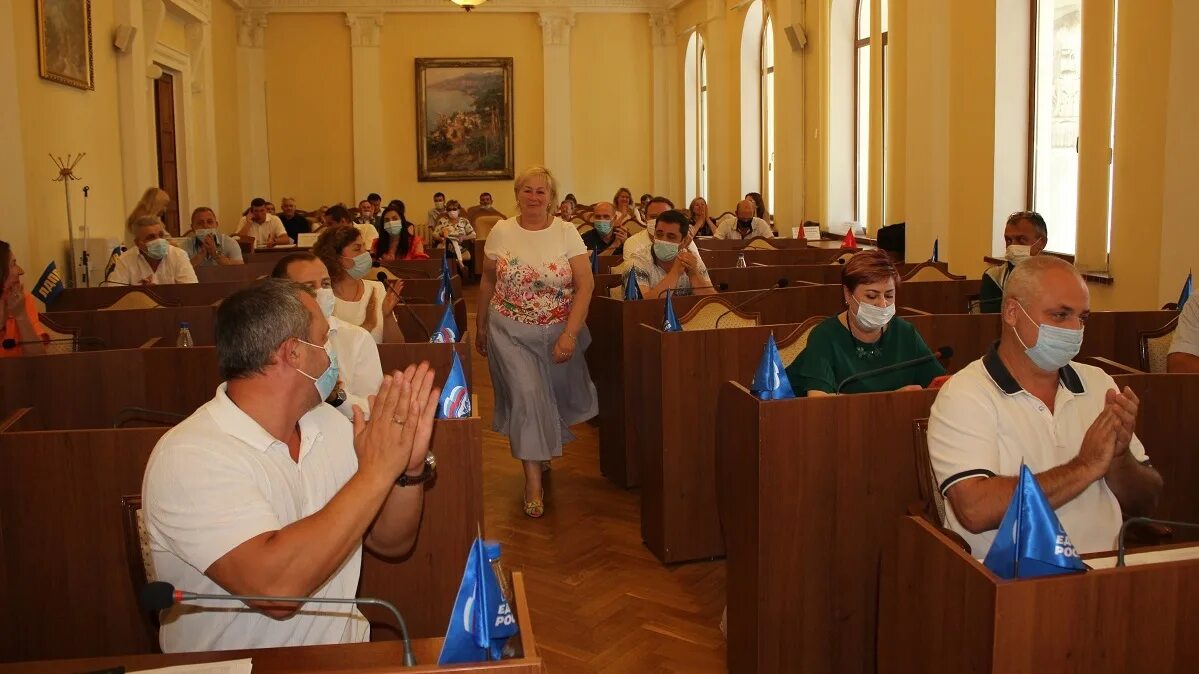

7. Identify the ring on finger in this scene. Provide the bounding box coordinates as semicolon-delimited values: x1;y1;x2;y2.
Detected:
392;417;405;425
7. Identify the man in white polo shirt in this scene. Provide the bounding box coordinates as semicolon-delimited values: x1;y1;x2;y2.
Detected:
929;256;1162;558
142;279;440;652
236;197;291;248
107;216;198;286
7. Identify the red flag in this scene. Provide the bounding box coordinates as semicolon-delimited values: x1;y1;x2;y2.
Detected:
841;229;858;249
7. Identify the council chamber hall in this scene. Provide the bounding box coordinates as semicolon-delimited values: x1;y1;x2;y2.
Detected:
1;0;1197;672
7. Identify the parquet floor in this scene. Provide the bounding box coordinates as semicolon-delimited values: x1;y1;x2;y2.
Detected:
463;285;728;673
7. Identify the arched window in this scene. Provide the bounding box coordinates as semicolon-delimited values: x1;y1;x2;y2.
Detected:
740;1;765;200
855;0;871;224
761;15;775;214
684;32;709;205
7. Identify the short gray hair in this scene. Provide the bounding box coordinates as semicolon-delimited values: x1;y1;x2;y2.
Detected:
216;279;316;380
1003;255;1082;306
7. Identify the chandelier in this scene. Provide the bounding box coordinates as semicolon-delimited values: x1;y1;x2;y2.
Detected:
449;0;488;10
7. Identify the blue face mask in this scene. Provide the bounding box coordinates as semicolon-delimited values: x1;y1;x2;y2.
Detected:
1014;302;1084;372
294;338;339;402
194;229;217;242
144;238;170;260
384;221;404;236
345;252;372;279
653;241;679;262
593;220;612;236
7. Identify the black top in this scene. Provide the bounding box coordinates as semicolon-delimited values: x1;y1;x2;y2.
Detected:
582;229;622;256
279;213;311;243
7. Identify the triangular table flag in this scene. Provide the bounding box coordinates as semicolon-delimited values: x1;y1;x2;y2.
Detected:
983;464;1086;580
430;303;460;343
841;228;858;249
662;291;682;332
623;271;643;300
436;351;472;419
437;538;519;663
750;333;796;400
1179;270;1192;309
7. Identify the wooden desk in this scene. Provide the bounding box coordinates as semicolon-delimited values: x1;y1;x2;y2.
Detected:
695;237;814;250
394;298;469;344
698;248;855;268
0;416;485;661
879;517;1199;673
43;306;219;348
196;260;277;283
707;261;951;289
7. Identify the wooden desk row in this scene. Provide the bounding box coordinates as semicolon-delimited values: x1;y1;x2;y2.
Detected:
706;261;950;289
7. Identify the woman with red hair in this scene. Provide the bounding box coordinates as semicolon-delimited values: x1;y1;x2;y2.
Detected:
785;250;944;395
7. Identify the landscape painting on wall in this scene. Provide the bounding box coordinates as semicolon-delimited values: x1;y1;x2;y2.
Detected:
36;0;94;90
416;58;514;181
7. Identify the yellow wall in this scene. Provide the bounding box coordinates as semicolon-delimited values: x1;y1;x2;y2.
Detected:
158;12;188;54
212;0;242;221
264;13;354;208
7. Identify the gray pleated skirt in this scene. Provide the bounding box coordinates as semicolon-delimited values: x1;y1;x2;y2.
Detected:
486;308;598;461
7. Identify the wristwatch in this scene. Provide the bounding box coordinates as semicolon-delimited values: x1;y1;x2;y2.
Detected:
396;452;437;487
327;386;347;408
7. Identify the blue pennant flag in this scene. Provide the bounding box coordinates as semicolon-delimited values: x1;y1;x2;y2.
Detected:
662;291;682;332
984;464;1086;580
437;351;472;419
750;333;796;400
438;538;519;664
590;247;600;274
622;271;643;301
438;257;453;305
931;239;939;263
31;261;65;304
1179;271;1192;309
431;303;460;343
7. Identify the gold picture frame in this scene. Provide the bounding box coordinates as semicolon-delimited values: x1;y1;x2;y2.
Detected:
36;0;95;91
415;57;514;182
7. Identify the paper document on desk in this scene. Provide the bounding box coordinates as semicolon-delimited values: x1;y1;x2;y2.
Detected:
132;658;252;673
1086;545;1199;570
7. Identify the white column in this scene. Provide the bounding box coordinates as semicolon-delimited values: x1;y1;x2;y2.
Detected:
650;11;679;199
346;13;386;200
237;11;271;203
187;20;220;212
0;4;31;258
114;0;157;217
539;11;575;192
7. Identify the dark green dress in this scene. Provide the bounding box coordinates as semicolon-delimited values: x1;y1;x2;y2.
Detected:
785;315;946;395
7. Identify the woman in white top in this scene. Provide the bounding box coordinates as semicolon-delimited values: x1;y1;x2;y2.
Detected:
313;224;403;344
612;187;643;228
477;166;598;519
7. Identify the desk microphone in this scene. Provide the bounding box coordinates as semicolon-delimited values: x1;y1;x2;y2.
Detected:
139;581;416;666
834;346;953;394
1;335;105;350
378;272;432;340
653;282;728;298
1115;517;1199;567
99;279;137;287
712;279;791;328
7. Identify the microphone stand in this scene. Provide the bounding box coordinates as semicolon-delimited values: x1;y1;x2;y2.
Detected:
1116;517;1199;567
80;185;91;287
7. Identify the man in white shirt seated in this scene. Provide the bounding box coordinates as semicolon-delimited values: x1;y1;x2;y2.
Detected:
324;204;380;254
272;253;383;420
236;198;291;248
142;279;439;652
713;200;774;240
928;256;1162;558
108;216;198;286
625;197;678;254
1167;298;1199;373
183;207;244;268
625;210;716;298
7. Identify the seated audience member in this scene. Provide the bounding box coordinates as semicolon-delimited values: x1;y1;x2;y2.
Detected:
378;203;429;262
624;197;685;256
478;192;496;210
930;255;1162;557
434;200;476;279
366;193;384;227
272;253;383;420
637;193;652;220
581;201;626;256
183;207;244;267
467;191;502;221
265;201;277;215
324;204;379;254
0;240;47;356
277;197;311;243
236;198;291;248
1168;298;1199;373
109;216;198;286
714;200;774;240
625;210;715;298
785;250;943;396
979;211;1047;313
613;187;642;227
126;187;172;234
356;200;376;226
558;194;578;220
688;197;718;237
745;191;770;228
426;192;447;231
313;225;401;344
142;278;438;652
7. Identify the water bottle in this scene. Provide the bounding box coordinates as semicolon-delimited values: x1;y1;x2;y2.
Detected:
176;322;194;348
484;540;518;658
736;253;747;268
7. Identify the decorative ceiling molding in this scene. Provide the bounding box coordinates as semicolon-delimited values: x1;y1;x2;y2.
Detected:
166;0;213;22
242;0;676;14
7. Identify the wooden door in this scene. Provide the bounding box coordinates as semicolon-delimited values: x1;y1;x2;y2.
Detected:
153;72;181;236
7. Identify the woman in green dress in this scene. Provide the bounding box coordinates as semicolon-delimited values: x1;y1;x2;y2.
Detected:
786;250;945;396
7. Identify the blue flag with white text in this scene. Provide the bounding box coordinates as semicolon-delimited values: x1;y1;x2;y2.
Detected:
438;257;453;305
1179;271;1192;309
750;333;796;400
662;292;682;332
438;537;519;664
623;271;643;301
983;464;1086;580
431;303;460;343
931;239;939;263
31;261;65;304
436;351;472;419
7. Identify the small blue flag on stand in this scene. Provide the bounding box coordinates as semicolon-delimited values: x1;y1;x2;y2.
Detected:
662;291;682;332
438;257;453;305
438;538;519;664
590;247;600;274
436;351;471;419
431;304;460;343
622;271;643;301
984;465;1086;580
1178;271;1192;309
750;333;796;400
931;239;939;263
31;261;65;304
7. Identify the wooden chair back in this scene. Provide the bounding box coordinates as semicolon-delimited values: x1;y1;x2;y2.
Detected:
99;290;174;311
1139;316;1179;373
902;261;966;282
37;315;82;354
678;297;760;331
120;494;160;649
744;237;778;251
775;316;826;368
473;214;503;240
911;418;947;526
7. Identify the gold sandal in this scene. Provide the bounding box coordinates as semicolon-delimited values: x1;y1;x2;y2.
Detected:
523;490;545;518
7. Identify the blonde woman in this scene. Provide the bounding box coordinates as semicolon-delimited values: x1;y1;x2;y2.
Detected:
126;187;171;233
477;167;598;518
612;187;643;227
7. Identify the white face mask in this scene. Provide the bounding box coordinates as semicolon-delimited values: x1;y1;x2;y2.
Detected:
1005;245;1033;263
851;296;895;331
315;287;336;318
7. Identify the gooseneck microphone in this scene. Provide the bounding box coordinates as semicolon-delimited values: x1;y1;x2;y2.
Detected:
377;272;432;340
1116;517;1199;567
139;581;416;666
712;279;791;328
653;282;728;298
834;346;953;394
1;335;105;350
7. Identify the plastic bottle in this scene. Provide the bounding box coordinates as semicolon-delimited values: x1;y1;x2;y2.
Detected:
176;322;194;348
483;540;518;658
736;253;747;268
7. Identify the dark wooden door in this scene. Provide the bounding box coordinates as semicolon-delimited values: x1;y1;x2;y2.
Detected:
153;72;181;236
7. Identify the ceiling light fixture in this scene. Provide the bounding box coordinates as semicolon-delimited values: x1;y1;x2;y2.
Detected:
449;0;488;11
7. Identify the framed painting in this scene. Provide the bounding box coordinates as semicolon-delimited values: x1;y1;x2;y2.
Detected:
415;57;514;181
36;0;95;90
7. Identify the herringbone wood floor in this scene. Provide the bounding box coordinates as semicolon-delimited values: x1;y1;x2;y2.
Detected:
464;286;728;673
